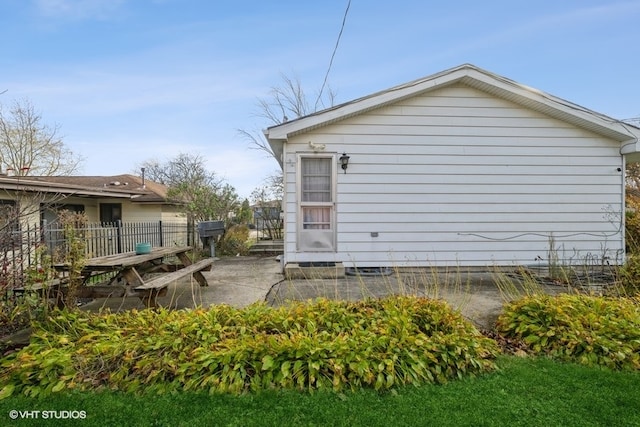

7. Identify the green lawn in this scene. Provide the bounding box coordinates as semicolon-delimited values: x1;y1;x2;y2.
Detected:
1;356;638;427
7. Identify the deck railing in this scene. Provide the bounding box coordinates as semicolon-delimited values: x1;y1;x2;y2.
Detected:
1;220;196;291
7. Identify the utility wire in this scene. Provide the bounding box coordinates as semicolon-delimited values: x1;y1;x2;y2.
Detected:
314;0;351;111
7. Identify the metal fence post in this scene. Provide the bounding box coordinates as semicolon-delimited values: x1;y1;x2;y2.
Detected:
116;220;123;253
159;221;164;247
42;219;51;255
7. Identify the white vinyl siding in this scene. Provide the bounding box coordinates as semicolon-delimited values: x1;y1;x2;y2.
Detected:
282;84;624;267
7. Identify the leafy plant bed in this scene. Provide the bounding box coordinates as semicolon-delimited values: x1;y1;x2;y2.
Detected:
496;293;640;370
0;296;498;398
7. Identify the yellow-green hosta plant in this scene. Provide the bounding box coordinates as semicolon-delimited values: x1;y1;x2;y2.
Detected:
0;296;499;398
496;294;640;370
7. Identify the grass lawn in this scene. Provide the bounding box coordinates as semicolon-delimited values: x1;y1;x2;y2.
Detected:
1;356;639;426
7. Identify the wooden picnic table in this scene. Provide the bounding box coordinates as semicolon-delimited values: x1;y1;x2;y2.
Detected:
52;246;214;307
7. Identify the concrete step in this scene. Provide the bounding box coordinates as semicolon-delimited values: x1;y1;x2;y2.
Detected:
284;262;346;279
249;240;284;254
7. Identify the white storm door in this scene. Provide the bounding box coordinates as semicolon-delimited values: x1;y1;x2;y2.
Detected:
298;155;336;251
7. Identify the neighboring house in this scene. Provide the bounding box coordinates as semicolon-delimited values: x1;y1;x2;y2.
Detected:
252;200;283;240
265;64;640;273
0;173;185;227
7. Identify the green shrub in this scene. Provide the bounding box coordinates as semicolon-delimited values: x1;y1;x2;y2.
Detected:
625;194;640;254
217;224;251;256
496;294;640;370
617;255;640;296
620;194;640;295
52;211;88;308
0;296;498;398
0;245;54;339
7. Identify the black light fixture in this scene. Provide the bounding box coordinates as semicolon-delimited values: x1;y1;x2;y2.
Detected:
339;153;350;173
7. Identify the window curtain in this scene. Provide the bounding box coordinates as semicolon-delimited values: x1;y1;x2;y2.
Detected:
302;158;331;202
303;207;331;229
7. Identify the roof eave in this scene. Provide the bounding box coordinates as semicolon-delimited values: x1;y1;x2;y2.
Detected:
460;70;637;143
0;180;137;198
265;63;639;145
265;64;478;140
265;128;285;169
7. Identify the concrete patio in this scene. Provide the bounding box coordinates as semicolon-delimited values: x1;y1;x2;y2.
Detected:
78;255;570;330
3;255;576;348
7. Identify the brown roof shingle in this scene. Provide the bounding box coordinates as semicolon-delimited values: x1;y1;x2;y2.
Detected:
1;174;169;202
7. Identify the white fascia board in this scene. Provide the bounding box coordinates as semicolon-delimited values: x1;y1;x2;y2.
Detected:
464;69;637;142
266;66;469;140
0;180;139;198
266;63;638;144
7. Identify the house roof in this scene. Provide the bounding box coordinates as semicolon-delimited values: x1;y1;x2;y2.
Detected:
0;174;169;202
251;200;281;209
265;64;640;166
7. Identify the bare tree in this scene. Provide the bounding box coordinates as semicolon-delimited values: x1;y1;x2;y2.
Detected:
238;73;337;159
138;153;216;188
1;187;69;296
256;74;312;124
263;173;284;198
0;99;82;176
250;173;284;240
0;188;67;234
238;74;332;237
136;159;164;184
137;153;240;224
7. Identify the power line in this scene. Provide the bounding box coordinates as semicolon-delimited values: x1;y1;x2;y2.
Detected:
314;0;351;111
623;116;640;127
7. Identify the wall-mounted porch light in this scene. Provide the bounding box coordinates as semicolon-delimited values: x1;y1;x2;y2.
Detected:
339;153;350;173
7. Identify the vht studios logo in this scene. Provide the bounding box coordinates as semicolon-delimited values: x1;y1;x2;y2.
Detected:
9;410;87;420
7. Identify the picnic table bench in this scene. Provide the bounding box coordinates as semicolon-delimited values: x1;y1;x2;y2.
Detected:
51;246;214;308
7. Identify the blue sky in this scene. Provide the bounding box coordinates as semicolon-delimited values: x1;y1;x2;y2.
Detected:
1;0;639;198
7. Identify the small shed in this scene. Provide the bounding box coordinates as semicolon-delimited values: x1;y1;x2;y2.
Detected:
265;64;640;273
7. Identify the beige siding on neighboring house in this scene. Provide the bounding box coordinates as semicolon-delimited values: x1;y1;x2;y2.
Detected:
13;197;178;225
283;84;624;267
53;197;100;222
160;205;187;223
91;200;185;224
120;202;164;223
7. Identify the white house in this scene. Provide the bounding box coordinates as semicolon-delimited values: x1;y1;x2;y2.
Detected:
265;64;640;274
